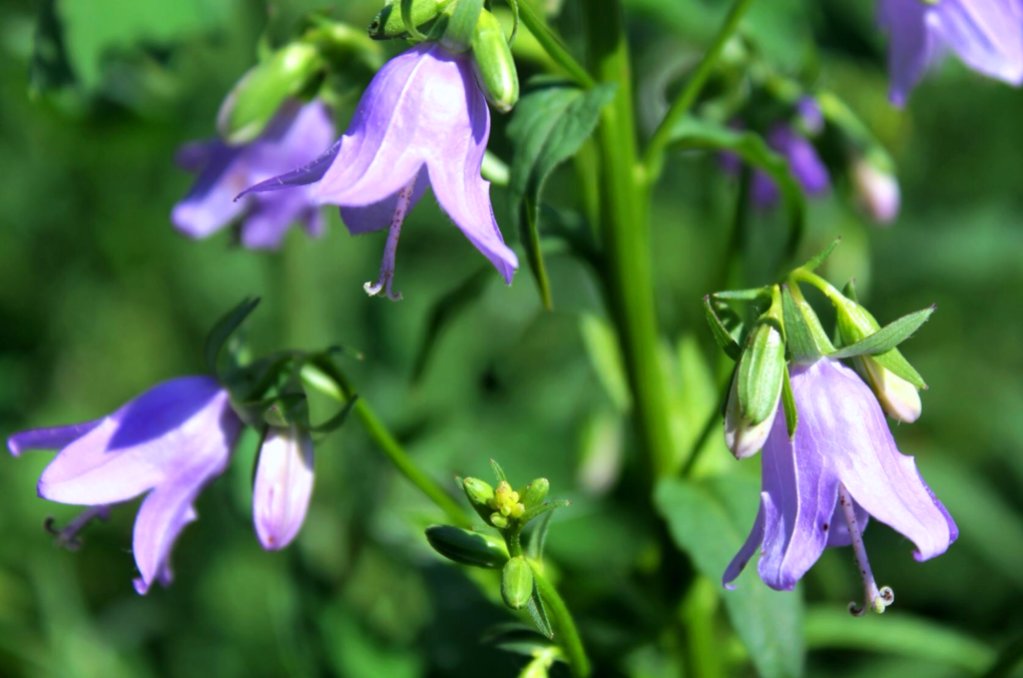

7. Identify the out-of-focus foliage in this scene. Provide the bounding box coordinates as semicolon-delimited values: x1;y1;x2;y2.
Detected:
0;0;1021;676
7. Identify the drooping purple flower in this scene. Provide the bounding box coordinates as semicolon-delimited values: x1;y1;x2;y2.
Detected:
879;0;1023;106
173;100;335;249
852;157;901;226
750;125;831;208
241;43;518;299
723;360;957;613
7;377;241;594
253;426;314;550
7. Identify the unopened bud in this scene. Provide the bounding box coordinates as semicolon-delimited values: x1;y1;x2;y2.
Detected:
725;318;786;459
217;43;322;144
425;525;509;568
491;481;525;520
520;478;549;508
462;477;495;521
253;427;315;550
501;556;534;609
833;294;922;423
853;158;900;225
470;9;519;112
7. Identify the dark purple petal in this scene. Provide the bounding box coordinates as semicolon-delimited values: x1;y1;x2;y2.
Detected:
767;126;829;197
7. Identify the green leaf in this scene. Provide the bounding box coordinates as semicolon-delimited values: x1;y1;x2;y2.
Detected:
507;79;618;308
668;118;805;253
804;608;994;673
828;307;935;360
204;297;260;375
411;267;491;382
425;525;510;569
526;591;554;639
656;475;805;678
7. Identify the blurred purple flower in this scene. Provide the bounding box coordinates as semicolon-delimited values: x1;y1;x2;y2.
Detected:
253;426;314;550
852;158;901;225
7;377;241;594
173;100;335;249
242;43;518;300
879;0;1023;106
750;125;831;208
723;360;956;613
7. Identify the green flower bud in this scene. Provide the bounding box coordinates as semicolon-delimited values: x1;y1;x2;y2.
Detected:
217;43;322;145
462;477;495;521
490;512;509;529
492;480;525;520
470;8;519;112
501;556;534;609
725;295;786;459
520;478;549;508
368;0;452;40
425;525;509;568
833;295;922;423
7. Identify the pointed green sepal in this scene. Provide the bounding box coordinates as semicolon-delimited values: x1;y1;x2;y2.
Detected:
781;285;833;362
426;525;510;568
520;478;549;508
703;295;741;360
781;366;798;438
462;476;496;521
800;237;842;272
829;306;934;360
440;0;483;53
204;297;261;376
368;0;451;39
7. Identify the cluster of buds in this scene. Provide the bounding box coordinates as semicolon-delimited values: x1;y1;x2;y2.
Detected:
427;461;567;625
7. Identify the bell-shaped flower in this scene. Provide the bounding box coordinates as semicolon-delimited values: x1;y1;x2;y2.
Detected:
7;376;241;594
253;426;315;550
173;100;334;249
241;43;518;299
879;0;1023;106
723;360;956;613
852;157;900;225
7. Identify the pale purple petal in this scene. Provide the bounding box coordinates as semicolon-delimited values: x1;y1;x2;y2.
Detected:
132;475;204;594
723;492;767;588
879;0;935;106
933;0;1023;86
793;360;957;561
37;377;236;505
7;420;102;457
240;140;341;197
172;142;249;238
253;428;315;550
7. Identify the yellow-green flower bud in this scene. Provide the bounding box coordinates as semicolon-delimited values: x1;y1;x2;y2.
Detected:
425;525;509;568
491;480;525;519
368;0;452;40
834;296;922;423
217;43;322;145
462;477;495;521
520;478;549;508
501;556;534;609
470;8;519;112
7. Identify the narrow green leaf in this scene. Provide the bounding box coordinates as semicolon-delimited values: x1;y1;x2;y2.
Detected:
866;349;927;390
655;475;805;678
669;118;805;253
507;79;617;307
526;591;554;639
780;286;816;363
204;297;260;375
804;608;994;673
490;459;508;483
800;237;842;272
425;525;509;569
828;307;934;359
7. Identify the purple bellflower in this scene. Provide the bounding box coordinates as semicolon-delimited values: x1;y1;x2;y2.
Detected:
241;43;518;300
879;0;1023;106
7;377;241;594
253;426;315;550
750;124;831;208
723;359;957;613
173;100;335;249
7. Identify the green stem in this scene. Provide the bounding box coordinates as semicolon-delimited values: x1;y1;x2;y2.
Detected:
302;364;472;528
585;0;675;479
643;0;757;182
518;1;595;88
530;563;591;678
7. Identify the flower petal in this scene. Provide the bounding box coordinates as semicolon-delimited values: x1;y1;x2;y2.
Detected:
253;428;315;550
338;168;429;235
8;420;102;457
879;0;935;106
172;141;248;239
131;470;206;595
933;0;1023;86
723;492;767;588
792;360;956;562
38;377;237;505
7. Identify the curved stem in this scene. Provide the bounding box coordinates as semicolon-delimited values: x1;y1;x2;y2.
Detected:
517;1;595;88
301;363;472;528
586;0;676;479
643;0;757;182
530;563;591;677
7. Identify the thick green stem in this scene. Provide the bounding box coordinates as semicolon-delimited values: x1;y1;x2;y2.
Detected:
643;0;757;182
530;563;591;678
302;364;471;528
517;1;595;88
585;0;675;478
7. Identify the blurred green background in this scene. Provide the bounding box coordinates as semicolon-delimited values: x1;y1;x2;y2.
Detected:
0;0;1021;676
